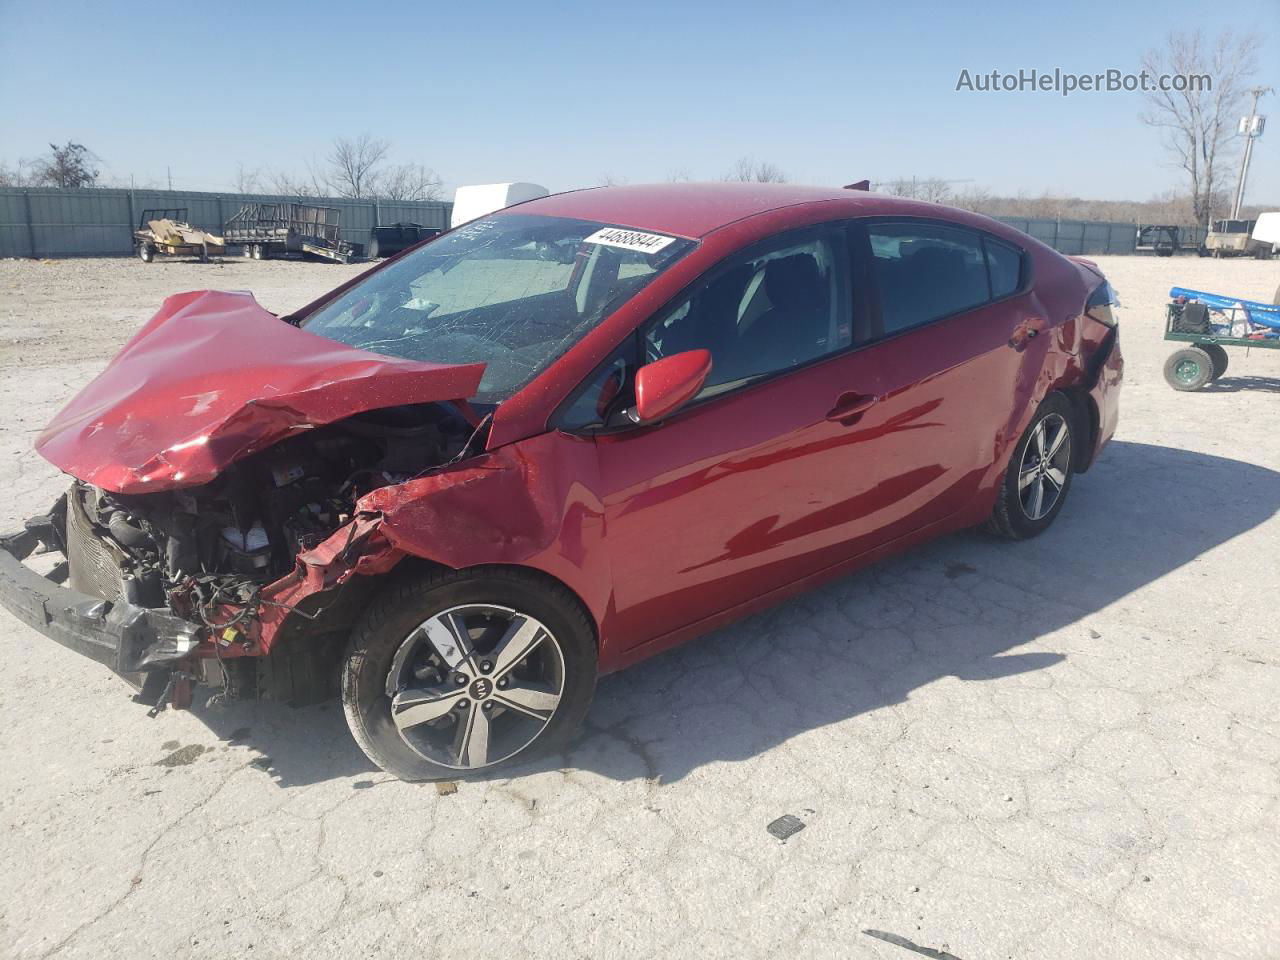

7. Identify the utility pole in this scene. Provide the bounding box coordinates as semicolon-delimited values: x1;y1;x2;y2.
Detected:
167;166;173;191
1231;86;1271;219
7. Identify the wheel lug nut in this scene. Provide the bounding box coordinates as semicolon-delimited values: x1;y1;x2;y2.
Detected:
457;699;469;710
497;678;508;689
480;660;493;673
454;674;467;686
482;702;493;711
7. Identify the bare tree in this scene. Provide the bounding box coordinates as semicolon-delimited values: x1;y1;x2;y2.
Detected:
0;158;37;187
597;173;629;187
875;177;961;203
233;163;262;194
29;142;100;188
325;134;391;199
917;178;954;204
722;156;787;183
266;168;322;197
950;184;994;213
665;166;692;182
379;163;444;201
1141;30;1261;225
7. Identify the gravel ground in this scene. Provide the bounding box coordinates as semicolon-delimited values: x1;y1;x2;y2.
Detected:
0;253;1277;960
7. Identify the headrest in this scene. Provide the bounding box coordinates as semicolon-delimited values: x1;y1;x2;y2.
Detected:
907;245;966;276
764;254;824;311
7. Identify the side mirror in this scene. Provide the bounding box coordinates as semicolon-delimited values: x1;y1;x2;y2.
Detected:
631;349;712;424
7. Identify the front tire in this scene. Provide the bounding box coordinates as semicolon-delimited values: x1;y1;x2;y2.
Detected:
987;393;1075;540
342;568;597;781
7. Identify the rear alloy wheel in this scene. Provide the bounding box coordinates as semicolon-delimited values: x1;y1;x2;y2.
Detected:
987;393;1075;540
1163;347;1213;391
342;569;596;780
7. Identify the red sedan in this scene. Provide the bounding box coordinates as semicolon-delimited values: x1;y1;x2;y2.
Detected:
0;183;1122;779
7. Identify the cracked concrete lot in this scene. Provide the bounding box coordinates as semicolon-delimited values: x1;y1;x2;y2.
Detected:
0;254;1277;960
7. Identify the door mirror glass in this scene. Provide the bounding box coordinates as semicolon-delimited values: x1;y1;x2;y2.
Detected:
631;349;713;424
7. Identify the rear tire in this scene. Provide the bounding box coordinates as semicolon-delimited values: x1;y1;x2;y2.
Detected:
137;242;154;263
342;567;597;781
987;392;1075;540
251;243;265;260
1200;343;1229;380
1164;347;1213;391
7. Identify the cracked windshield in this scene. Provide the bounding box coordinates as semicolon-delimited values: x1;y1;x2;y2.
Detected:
300;213;694;403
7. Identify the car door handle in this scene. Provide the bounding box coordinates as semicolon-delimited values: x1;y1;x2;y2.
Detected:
826;392;879;425
1009;316;1048;350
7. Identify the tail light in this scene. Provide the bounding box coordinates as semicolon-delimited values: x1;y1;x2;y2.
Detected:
1086;281;1119;327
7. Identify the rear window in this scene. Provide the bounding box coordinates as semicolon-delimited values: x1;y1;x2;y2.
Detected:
985;237;1023;298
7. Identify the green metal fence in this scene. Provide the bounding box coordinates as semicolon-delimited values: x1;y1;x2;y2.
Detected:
1;187;1204;259
0;187;452;258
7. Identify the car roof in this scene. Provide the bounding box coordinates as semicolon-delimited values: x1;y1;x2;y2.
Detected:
513;182;895;238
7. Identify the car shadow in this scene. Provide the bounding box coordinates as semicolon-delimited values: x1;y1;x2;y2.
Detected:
520;439;1280;784
1200;375;1280;394
189;440;1280;787
188;697;379;785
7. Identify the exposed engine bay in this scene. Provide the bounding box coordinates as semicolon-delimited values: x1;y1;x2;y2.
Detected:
62;402;476;635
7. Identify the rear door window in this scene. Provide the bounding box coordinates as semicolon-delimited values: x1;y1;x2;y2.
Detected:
867;222;990;333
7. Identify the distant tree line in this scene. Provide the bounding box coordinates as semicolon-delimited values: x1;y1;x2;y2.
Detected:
234;134;444;202
1;135;445;202
869;178;1269;226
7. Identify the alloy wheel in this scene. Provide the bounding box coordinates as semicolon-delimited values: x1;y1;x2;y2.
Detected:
384;604;565;770
1018;413;1071;521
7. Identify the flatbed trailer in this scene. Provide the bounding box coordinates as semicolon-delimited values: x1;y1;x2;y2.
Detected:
222;202;356;263
1136;224;1182;257
133;208;224;263
1162;286;1280;390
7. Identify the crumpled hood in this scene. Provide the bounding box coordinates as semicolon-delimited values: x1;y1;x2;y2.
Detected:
36;290;485;493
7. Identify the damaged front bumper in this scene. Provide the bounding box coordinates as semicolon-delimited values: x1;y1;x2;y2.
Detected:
0;495;406;711
0;524;201;686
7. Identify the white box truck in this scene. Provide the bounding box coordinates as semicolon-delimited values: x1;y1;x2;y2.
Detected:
451;183;549;228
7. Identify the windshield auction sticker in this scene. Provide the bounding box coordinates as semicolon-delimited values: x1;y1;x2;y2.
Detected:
584;227;677;255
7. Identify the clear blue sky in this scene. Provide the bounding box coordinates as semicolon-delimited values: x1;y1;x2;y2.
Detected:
1;0;1276;202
